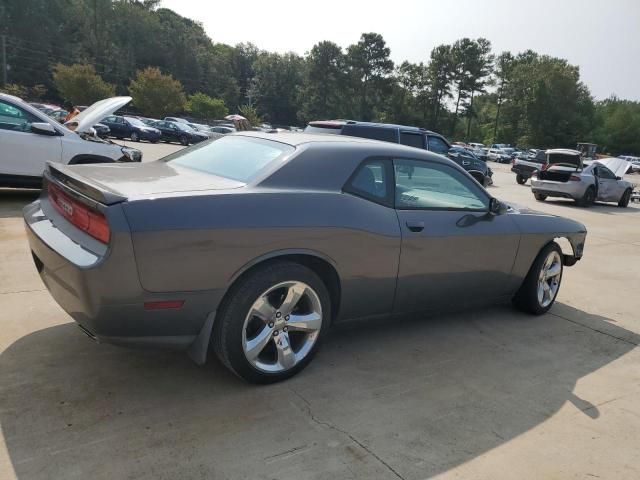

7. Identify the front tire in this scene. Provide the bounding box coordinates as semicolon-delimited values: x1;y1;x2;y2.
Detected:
618;189;631;208
130;131;140;142
534;193;547;201
212;261;330;384
516;174;526;185
180;135;189;146
513;242;563;315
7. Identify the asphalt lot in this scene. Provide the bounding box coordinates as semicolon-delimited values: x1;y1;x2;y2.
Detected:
1;143;639;479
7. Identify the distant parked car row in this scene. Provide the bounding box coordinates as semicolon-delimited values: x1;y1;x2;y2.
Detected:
305;120;493;186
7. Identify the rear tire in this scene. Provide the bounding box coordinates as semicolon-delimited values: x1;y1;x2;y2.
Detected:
618;189;631;208
516;174;526;185
534;193;547;201
576;186;596;207
212;261;330;384
513;242;563;315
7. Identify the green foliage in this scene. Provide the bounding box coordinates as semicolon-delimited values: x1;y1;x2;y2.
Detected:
128;67;186;118
186;93;228;119
238;104;261;127
0;84;28;98
52;64;115;105
593;98;640;155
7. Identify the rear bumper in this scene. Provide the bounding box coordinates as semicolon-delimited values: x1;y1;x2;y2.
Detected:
530;179;586;199
23;199;214;350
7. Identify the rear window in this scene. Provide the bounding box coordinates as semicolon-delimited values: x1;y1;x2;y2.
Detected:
342;125;397;143
164;136;294;182
304;124;343;135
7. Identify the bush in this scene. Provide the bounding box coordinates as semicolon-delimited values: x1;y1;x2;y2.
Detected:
128;67;186;118
186;92;228;119
52;64;115;105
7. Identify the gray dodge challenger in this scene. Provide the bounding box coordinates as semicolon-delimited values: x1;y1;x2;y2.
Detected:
24;132;587;383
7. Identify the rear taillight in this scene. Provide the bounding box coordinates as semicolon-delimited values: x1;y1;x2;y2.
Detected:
48;183;110;244
569;174;581;182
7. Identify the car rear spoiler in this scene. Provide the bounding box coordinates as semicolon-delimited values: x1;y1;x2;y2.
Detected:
45;162;128;206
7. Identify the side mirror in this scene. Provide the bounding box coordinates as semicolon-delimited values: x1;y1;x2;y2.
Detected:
489;197;507;215
31;122;58;136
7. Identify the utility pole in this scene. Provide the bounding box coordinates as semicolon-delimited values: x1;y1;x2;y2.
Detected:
1;35;7;86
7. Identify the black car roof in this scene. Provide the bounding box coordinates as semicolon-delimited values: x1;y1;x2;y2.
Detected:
308;120;441;136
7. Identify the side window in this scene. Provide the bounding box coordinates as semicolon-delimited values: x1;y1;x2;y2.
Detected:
400;132;425;149
0;100;39;132
104;116;116;123
343;125;397;143
427;135;450;155
596;166;616;179
344;159;391;206
394;159;489;211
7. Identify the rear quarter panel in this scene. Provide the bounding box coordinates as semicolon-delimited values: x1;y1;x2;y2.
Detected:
123;191;402;321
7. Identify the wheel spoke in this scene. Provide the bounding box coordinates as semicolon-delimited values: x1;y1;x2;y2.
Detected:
250;296;276;321
542;281;551;303
537;282;545;304
245;325;274;361
546;263;561;279
279;283;306;315
287;312;322;333
275;332;296;369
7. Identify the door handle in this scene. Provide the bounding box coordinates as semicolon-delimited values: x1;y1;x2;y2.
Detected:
406;221;425;232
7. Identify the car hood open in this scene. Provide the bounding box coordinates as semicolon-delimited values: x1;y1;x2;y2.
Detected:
65;96;132;134
594;157;630;178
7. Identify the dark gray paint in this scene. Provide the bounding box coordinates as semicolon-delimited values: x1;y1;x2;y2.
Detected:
24;132;587;353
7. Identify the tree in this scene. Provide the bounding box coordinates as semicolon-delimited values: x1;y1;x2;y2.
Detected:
186;92;228;119
128;67;186;118
426;45;453;130
464;38;493;139
251;52;304;125
492;52;514;142
346;33;394;120
52;64;115;105
299;41;346;122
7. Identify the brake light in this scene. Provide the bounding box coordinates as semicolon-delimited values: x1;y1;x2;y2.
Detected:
569;174;581;181
48;183;110;244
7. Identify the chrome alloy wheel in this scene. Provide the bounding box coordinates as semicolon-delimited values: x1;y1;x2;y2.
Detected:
242;281;323;373
537;250;562;308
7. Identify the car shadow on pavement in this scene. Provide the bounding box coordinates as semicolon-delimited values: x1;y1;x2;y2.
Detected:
0;190;39;219
0;304;637;479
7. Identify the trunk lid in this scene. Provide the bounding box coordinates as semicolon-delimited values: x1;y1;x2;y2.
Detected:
47;161;244;205
546;149;582;169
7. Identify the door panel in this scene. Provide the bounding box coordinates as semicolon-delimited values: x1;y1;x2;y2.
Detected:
392;158;521;314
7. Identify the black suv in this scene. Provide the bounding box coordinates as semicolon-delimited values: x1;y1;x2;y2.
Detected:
305;120;490;186
511;149;546;184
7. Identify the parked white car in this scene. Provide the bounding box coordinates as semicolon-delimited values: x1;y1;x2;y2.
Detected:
0;94;141;188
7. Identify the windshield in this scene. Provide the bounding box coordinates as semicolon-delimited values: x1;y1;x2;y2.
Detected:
502;148;515;154
125;117;146;127
165;136;294;182
175;123;195;132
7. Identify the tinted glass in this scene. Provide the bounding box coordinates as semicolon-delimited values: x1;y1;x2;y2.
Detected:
343;125;397;143
304;125;342;135
125;117;146;127
345;159;389;203
0;100;40;131
427;135;450;154
165;136;294;182
596;166;616;179
400;132;424;149
394;159;488;210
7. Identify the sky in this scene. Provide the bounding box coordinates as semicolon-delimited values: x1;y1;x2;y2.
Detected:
161;0;640;101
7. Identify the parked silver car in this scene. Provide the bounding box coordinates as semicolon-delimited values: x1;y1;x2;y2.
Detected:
531;149;634;207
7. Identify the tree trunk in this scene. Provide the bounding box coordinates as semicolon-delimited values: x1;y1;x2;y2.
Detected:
466;90;475;140
493;81;503;142
451;80;463;136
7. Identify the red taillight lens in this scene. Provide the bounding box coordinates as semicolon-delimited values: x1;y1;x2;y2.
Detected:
569;174;581;182
48;183;110;244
